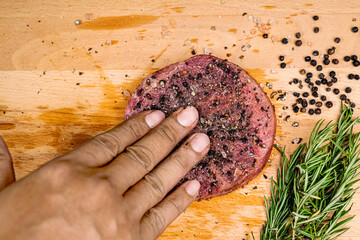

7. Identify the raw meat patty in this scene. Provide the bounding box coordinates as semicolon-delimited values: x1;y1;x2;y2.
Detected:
125;55;276;200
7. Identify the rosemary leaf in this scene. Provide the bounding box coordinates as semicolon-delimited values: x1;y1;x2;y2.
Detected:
261;105;360;240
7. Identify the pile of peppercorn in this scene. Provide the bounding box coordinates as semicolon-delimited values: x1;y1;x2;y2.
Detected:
280;15;357;115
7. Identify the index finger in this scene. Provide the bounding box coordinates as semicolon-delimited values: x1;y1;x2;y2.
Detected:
105;106;199;190
61;110;165;167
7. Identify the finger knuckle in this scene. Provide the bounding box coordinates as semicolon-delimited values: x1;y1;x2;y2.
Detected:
170;153;192;172
93;132;120;155
168;197;183;215
93;175;114;194
43;160;74;188
123;118;147;140
144;172;166;199
126;144;155;172
156;125;178;144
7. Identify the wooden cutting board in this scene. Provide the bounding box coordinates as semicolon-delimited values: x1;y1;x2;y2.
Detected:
1;0;360;239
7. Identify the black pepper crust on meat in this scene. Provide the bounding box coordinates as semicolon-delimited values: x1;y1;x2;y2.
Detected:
125;55;276;200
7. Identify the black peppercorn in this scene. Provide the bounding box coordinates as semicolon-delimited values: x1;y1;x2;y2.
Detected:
326;87;331;92
312;91;319;97
308;109;315;115
305;78;311;83
348;74;354;79
282;38;288;44
340;94;347;100
345;87;352;93
328;48;335;55
305;56;311;62
333;88;340;94
262;33;268;38
318;73;325;79
353;60;360;67
344;56;351;62
324;54;329;59
323;59;330;65
321;79;328;85
351;102;356;108
334;37;341;43
332;77;338;83
295;32;301;38
302;92;309;97
355;75;360;80
309;99;316;105
306;72;313;78
316;101;323;107
310;60;317;66
279;55;285;61
316;65;323;71
280;62;286;68
325;101;333;108
352;26;358;33
329;71;336;77
308;83;314;88
312;50;319;56
314;27;319;33
315;108;321;115
351;55;358;60
293;92;300;97
315;80;321;85
293;105;299;113
295;40;302;46
332;59;339;64
293;78;299;84
313;15;319;21
311;86;318;92
301;99;308;108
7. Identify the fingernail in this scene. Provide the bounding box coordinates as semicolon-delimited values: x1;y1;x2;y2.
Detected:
145;111;165;128
177;106;198;127
185;180;200;196
190;133;210;153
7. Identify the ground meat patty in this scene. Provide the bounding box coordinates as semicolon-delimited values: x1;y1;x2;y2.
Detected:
124;55;276;200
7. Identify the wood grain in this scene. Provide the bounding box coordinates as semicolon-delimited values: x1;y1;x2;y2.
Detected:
1;0;360;239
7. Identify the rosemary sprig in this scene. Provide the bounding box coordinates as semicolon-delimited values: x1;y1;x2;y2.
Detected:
261;105;360;240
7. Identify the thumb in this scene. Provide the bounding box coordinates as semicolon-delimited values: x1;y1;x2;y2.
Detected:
0;135;15;190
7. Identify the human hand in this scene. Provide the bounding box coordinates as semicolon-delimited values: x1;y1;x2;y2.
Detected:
0;106;210;240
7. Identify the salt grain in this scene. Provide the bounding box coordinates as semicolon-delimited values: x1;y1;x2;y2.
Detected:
271;35;278;44
204;47;213;54
253;17;261;25
123;89;131;97
74;20;81;25
241;44;251;52
268;19;276;25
